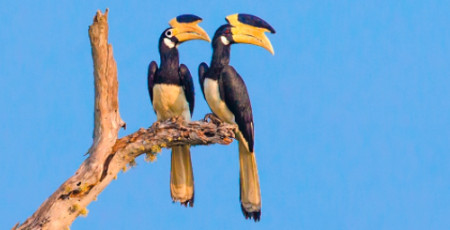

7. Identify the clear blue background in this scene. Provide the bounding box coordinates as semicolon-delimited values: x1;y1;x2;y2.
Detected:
1;0;449;229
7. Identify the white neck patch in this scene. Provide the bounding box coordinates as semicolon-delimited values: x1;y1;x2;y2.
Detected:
220;36;230;45
164;38;175;49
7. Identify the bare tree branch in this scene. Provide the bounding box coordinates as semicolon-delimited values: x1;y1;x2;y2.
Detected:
15;9;236;230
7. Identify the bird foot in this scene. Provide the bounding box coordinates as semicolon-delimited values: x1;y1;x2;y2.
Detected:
172;116;188;124
203;113;223;125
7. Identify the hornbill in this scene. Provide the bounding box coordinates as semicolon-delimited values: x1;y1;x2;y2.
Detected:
148;14;210;207
198;14;275;221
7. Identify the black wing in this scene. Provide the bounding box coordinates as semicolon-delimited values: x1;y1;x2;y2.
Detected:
179;64;195;116
147;61;158;104
198;62;209;99
219;66;254;152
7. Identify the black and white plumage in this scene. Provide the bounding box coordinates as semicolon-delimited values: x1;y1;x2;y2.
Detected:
147;15;209;207
199;64;254;151
148;61;195;120
199;14;275;221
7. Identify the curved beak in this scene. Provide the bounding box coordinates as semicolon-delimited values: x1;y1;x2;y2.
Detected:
169;18;211;43
226;14;275;55
231;26;274;55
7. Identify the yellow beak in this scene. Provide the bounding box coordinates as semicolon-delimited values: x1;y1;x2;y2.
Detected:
226;14;275;55
169;18;211;43
231;26;274;55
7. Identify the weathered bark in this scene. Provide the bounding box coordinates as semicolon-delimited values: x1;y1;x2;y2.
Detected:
15;9;236;230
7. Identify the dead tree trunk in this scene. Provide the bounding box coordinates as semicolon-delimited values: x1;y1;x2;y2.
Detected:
14;9;235;230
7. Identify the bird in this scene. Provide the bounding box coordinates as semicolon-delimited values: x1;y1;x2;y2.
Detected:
198;13;275;221
147;14;210;207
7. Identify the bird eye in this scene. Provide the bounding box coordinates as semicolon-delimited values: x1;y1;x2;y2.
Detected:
165;29;173;38
225;29;230;34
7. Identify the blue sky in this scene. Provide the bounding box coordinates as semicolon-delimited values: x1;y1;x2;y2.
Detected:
1;0;449;229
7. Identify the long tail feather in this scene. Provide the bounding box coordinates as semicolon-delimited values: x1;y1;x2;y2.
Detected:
170;145;194;207
239;141;261;221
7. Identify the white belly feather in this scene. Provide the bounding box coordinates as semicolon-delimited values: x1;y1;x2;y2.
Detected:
153;84;190;121
204;79;235;124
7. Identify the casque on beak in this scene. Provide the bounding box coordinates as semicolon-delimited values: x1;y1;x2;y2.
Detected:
226;14;275;55
169;16;211;43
